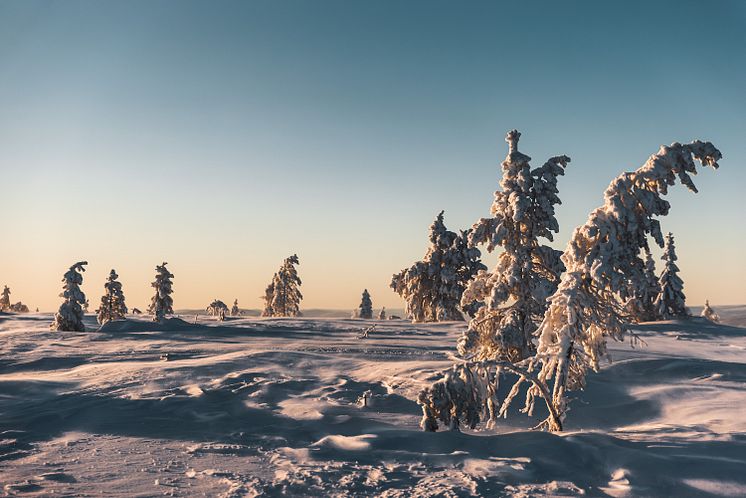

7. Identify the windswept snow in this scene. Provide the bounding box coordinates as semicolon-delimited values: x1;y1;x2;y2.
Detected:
1;311;746;496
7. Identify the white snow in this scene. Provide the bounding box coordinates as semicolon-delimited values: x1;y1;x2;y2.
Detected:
1;311;746;495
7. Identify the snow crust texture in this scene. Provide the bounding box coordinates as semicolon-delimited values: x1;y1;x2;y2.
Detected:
2;313;746;496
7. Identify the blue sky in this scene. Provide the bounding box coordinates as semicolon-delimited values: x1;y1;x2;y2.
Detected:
1;0;744;310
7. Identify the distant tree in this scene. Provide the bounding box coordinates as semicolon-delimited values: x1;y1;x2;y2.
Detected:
261;277;275;317
626;248;662;322
270;255;303;317
378;307;386;320
51;261;88;332
10;302;29;313
83;299;90;314
207;299;229;318
132;308;142;315
97;269;128;325
358;289;373;319
0;286;11;311
701;300;720;323
419;138;721;433
654;233;689;318
231;299;240;317
147;262;174;322
458;130;569;363
391;211;485;323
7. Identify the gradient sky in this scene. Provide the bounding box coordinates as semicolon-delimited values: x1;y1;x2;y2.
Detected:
1;0;744;312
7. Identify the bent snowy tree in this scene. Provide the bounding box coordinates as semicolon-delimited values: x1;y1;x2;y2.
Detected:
419;139;721;432
51;261;88;332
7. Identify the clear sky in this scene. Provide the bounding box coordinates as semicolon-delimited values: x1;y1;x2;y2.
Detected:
1;0;744;312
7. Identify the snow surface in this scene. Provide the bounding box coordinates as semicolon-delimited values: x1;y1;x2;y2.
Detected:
1;311;746;496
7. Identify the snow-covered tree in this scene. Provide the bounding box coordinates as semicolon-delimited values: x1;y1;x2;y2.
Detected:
0;286;10;311
358;289;373;319
457;131;570;362
147;262;174;322
391;212;486;323
51;261;88;332
701;300;720;323
626;248;662;322
207;299;229;318
231;299;240;317
269;255;303;317
378;307;387;320
419;138;721;432
97;269;128;325
654;233;689;318
10;302;29;313
261;278;275;317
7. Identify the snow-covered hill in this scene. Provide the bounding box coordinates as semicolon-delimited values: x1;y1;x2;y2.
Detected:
1;313;745;496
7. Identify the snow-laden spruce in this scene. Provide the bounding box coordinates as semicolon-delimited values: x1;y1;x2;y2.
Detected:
147;262;174;322
261;278;275;317
269;255;303;317
1;285;10;312
701;300;720;323
419;138;721;433
231;299;240;317
458;130;569;362
96;269;128;325
206;299;229;319
51;261;88;331
358;289;373;319
391;211;486;322
626;248;662;322
654;233;689;318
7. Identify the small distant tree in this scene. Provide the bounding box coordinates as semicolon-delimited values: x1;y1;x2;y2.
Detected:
97;269;128;325
358;289;373;319
51;261;88;332
148;262;174;322
378;307;386;320
626;248;662;322
10;302;29;313
231;299;240;317
391;211;485;323
458;130;570;362
270;255;303;317
701;300;720;323
654;233;689;318
1;286;11;311
261;278;275;317
207;299;229;318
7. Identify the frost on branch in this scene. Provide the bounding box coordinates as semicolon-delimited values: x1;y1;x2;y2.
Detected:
358;289;373;319
0;285;11;312
420;138;721;432
391;211;486;322
701;300;720;323
458;130;569;362
269;255;303;317
654;233;689;318
147;262;174;322
97;269;128;325
51;261;88;332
